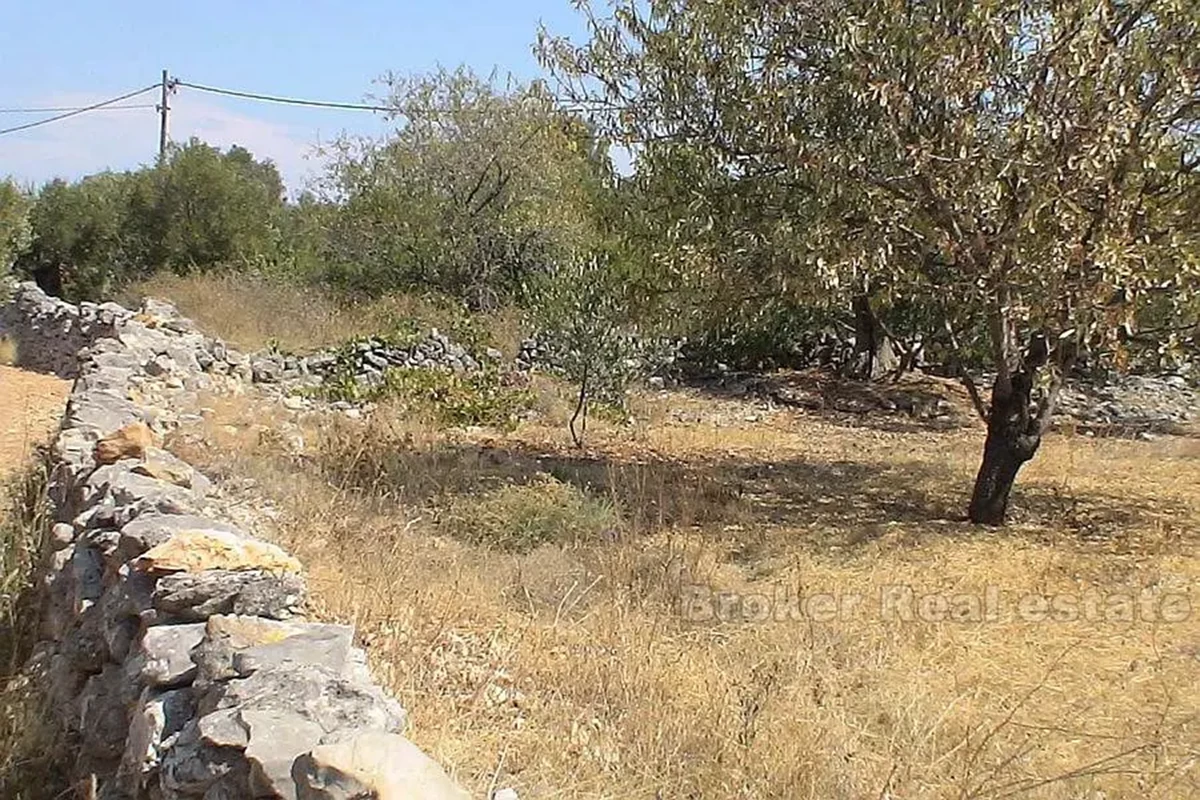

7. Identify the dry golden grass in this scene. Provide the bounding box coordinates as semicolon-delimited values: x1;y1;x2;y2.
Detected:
0;453;67;800
129;272;528;357
169;382;1199;800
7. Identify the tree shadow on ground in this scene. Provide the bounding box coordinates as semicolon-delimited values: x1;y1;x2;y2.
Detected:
321;435;1183;553
684;368;978;435
1005;484;1196;553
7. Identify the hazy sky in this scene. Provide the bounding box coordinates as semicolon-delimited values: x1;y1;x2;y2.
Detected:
0;0;588;191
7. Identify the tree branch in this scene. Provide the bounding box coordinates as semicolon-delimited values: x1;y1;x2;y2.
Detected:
942;318;990;424
961;373;991;425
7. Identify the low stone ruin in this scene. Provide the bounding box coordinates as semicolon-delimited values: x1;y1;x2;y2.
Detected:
1;281;468;799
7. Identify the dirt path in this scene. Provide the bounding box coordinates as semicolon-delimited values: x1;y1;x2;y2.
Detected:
0;366;70;481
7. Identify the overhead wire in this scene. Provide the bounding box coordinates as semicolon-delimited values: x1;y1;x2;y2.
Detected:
173;78;610;116
0;104;157;114
173;79;395;113
0;76;625;142
0;84;160;136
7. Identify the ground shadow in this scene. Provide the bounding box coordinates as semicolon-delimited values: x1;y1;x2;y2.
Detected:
685;369;977;435
317;433;1182;553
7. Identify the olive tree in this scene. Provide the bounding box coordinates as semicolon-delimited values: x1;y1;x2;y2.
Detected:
530;251;666;446
542;0;1200;524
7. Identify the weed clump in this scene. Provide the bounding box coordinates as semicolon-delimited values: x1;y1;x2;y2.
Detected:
440;474;620;552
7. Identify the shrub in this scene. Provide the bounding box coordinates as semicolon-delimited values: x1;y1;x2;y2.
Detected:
439;474;620;552
529;253;673;445
317;362;532;430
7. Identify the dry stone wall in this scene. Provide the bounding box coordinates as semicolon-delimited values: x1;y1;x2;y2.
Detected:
1;282;469;800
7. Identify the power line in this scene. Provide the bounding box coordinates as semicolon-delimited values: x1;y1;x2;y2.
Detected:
0;84;160;137
175;79;395;113
174;78;606;116
0;104;156;114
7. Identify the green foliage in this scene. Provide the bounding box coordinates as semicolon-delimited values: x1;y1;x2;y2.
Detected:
543;0;1200;380
530;252;666;444
440;474;620;552
679;300;839;372
137;140;286;273
315;356;532;430
16;140;287;300
0;180;32;277
20;173;138;300
315;67;615;307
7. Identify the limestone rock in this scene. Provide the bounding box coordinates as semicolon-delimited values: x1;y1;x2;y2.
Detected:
152;569;306;622
118;687;195;791
69;544;104;615
134;529;302;575
131;449;210;494
244;709;325;797
94;421;157;465
191;614;355;683
118;513;245;562
204;664;406;743
51;521;76;550
85;462;202;513
159;719;249;796
198;707;250;748
134;623;207;687
79;664;137;761
191;615;312;683
293;732;470;800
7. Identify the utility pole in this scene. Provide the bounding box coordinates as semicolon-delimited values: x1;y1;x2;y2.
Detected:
158;69;170;160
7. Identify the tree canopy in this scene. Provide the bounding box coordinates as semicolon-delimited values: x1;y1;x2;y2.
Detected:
315;67;618;307
15;140;287;300
0;179;32;277
542;0;1200;522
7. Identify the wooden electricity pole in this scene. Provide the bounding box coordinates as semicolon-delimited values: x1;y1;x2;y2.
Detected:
158;69;171;160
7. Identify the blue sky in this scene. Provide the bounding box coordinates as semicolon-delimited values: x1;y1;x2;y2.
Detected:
0;0;589;192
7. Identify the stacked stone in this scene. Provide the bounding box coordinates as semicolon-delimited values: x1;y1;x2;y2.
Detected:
3;283;467;799
300;331;484;385
1054;373;1196;430
0;282;131;378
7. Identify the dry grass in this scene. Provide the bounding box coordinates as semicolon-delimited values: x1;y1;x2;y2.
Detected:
0;368;73;798
128;272;528;356
169;381;1200;799
0;458;68;800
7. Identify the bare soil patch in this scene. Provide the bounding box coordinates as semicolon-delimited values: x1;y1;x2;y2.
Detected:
0;366;69;481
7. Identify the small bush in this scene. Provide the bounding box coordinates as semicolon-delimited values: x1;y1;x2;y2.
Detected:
439;474;621;552
318;364;533;430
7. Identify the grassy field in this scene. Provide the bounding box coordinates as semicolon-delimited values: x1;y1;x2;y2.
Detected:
148;273;1197;799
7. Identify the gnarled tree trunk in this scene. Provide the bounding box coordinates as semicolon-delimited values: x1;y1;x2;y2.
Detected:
968;363;1061;525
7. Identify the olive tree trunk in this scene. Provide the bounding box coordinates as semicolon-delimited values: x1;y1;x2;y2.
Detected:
851;293;898;381
967;366;1061;526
